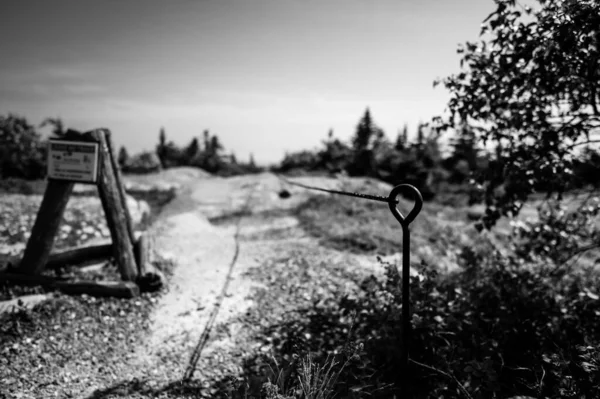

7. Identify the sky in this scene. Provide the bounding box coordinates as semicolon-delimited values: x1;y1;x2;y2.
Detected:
0;0;498;165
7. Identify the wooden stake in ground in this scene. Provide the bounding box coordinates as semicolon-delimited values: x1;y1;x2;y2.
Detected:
18;180;74;275
134;232;164;292
105;131;136;244
90;129;138;282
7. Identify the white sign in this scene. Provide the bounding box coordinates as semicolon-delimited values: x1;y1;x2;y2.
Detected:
47;140;100;183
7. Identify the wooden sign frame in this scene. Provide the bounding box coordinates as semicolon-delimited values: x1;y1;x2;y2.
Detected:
12;129;141;297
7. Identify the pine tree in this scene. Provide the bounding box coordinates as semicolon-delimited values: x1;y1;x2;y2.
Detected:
349;108;382;177
209;135;223;156
203;130;210;151
372;128;387;151
395;124;409;151
117;146;130;169
416;122;425;148
156;127;167;167
352;108;375;152
184;137;200;165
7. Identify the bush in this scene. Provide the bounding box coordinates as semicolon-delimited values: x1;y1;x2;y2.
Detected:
0;178;47;195
251;246;600;398
511;195;600;264
277;151;322;173
122;151;162;174
343;250;600;398
0;115;47;180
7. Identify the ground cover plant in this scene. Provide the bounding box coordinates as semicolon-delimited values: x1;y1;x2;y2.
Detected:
209;186;600;398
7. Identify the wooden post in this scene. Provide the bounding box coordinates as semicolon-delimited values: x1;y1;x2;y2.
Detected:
104;130;136;244
0;273;139;298
46;243;113;269
56;280;139;298
18;180;74;274
90;129;138;282
134;232;164;292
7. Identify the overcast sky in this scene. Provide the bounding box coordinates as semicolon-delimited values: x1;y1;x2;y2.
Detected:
0;0;497;164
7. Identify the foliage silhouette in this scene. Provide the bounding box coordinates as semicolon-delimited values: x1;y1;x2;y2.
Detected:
436;0;600;228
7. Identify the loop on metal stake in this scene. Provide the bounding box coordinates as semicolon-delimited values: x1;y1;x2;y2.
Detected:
387;184;423;227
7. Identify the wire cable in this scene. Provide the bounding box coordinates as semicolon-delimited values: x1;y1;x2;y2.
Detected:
275;173;399;204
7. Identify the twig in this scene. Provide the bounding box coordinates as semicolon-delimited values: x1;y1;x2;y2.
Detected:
538;366;546;396
564;139;600;151
564;243;600;263
409;359;473;399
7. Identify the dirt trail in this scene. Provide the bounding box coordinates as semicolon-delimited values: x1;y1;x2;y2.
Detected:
90;174;332;384
79;172;393;396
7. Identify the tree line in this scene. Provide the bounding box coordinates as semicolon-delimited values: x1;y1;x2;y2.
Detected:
277;107;600;202
0;118;261;179
117;127;261;176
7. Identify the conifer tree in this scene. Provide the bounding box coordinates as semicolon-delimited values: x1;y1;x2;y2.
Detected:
395;124;409;151
348;108;382;176
184;137;200;165
209;135;223;156
156;127;167;167
117;146;130;169
352;108;375;152
203;130;210;151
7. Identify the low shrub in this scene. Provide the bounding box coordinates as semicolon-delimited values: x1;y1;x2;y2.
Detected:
350;252;600;398
0;178;47;195
122;151;162;174
0;115;47;180
244;247;600;398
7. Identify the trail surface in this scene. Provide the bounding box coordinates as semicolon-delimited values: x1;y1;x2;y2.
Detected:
81;172;377;396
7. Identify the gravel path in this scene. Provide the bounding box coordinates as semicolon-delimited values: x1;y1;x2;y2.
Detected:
123;173;339;380
1;171;403;398
69;172;392;398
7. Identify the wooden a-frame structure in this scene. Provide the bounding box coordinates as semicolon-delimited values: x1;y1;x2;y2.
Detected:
1;129;160;297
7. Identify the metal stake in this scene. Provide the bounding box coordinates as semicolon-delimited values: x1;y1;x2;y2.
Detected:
387;184;423;397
